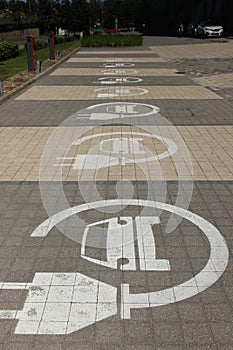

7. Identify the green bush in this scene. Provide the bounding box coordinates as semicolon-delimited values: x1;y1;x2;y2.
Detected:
54;35;66;44
0;40;19;61
34;39;48;51
81;34;143;47
54;35;74;44
93;29;104;35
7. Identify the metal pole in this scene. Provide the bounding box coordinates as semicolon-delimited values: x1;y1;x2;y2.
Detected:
0;80;4;95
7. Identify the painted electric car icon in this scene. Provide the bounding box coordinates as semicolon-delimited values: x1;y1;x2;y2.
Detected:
0;199;229;335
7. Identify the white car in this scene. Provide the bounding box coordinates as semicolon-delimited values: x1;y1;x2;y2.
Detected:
197;21;223;37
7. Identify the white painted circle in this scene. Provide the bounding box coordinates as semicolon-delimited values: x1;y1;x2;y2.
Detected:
96;77;143;84
95;87;148;97
101;69;138;75
101;63;135;68
79;102;160;119
72;131;178;163
31;199;229;310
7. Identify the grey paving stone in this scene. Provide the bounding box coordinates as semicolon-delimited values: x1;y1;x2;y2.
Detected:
95;321;124;344
204;303;233;322
37;75;196;87
182;322;216;346
177;302;207;322
33;343;63;350
124;320;154;345
209;322;233;346
1;98;233;126
0;33;232;349
0;320;14;341
153;347;185;350
152;322;184;345
61;62;172;69
151;304;180;322
4;343;34;350
63;345;93;350
125;346;157;350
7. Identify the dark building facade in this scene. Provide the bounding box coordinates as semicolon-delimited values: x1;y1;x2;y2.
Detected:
155;0;233;36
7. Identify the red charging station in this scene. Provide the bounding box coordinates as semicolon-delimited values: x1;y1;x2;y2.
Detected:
48;32;55;60
26;36;35;71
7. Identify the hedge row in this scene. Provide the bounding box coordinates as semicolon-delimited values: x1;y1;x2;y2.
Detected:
0;35;76;62
81;34;143;47
0;40;19;61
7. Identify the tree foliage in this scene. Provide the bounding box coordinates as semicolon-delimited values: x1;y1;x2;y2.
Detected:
1;0;231;36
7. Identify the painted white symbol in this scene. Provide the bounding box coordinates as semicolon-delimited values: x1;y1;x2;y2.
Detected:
101;69;138;75
28;199;228;330
53;132;178;169
95;77;143;85
82;216;170;271
95;87;148;98
77;102;160;120
101;63;135;68
0;272;117;334
100;137;146;155
105;58;132;62
0;201;226;334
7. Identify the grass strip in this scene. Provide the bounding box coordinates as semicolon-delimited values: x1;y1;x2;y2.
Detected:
0;40;80;80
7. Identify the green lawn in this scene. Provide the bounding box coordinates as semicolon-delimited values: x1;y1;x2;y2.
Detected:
0;40;80;81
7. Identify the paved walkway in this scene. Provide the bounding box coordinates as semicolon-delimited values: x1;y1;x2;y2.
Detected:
0;36;232;349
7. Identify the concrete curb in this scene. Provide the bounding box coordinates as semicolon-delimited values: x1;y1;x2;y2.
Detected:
0;45;80;105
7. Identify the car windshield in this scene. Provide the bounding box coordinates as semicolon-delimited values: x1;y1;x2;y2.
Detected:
202;20;221;26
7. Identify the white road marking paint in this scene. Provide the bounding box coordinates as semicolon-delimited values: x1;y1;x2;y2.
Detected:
53;131;178;169
81;217;136;270
0;199;223;334
30;199;229;317
95;87;148;98
105;58;132;62
135;217;170;271
77;102;160;120
0;272;117;334
81;216;170;271
101;63;135;68
101;69;138;75
94;77;143;84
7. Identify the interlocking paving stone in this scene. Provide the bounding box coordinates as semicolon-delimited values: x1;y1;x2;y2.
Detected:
67;57;166;63
0;125;232;181
39;75;195;86
61;62;178;69
149;42;233;59
0;36;232;349
51;68;185;76
0;181;231;346
15;85;222;100
1;99;233;127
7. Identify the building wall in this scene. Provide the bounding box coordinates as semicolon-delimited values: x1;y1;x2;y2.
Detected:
0;28;40;40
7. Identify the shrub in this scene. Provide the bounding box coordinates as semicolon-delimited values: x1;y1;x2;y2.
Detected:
54;35;66;44
81;34;143;47
0;40;19;61
54;35;74;44
34;39;48;51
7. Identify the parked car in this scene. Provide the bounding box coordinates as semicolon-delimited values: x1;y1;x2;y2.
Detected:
104;28;121;34
196;20;223;37
187;22;198;36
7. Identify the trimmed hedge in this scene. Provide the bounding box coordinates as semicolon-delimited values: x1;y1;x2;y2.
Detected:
0;40;19;61
81;34;143;47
